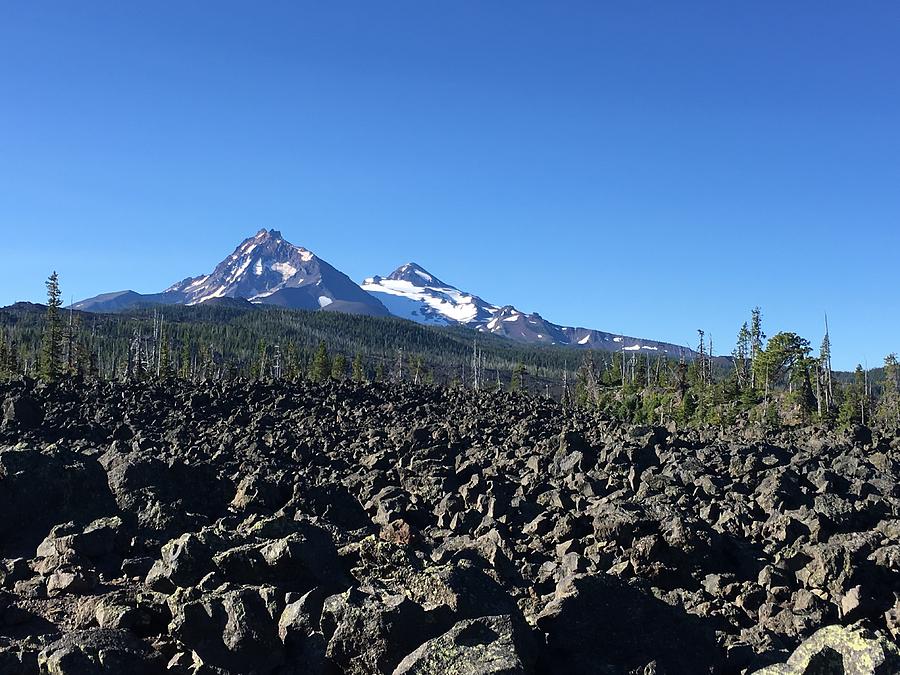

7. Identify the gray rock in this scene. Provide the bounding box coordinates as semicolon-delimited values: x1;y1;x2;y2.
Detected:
37;629;163;674
752;624;900;674
392;614;535;675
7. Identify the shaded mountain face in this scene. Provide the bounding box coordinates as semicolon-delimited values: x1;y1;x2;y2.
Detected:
364;263;693;356
73;230;388;317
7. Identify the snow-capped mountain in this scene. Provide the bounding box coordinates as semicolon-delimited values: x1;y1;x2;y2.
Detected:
361;263;496;326
73;229;388;316
72;228;693;356
364;263;693;356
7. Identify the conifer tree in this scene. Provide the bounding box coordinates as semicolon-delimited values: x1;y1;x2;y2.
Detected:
819;322;834;412
309;341;330;382
39;271;63;380
0;334;8;380
753;332;810;393
838;366;866;427
331;353;347;380
7;339;20;380
733;322;751;389
749;307;764;388
877;353;900;428
158;329;171;378
284;342;300;379
253;340;267;379
351;353;366;383
509;360;524;393
180;342;191;380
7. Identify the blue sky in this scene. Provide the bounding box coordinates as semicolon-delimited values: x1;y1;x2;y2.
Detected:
1;3;898;370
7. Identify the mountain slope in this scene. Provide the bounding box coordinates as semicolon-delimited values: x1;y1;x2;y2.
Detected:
361;263;496;326
364;263;694;356
74;230;388;317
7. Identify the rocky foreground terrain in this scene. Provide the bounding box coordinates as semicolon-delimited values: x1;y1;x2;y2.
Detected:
0;378;898;674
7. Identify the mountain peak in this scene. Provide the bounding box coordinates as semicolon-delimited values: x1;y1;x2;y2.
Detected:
143;229;385;316
252;228;283;240
386;262;448;288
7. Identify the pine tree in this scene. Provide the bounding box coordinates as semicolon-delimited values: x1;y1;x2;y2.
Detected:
509;361;524;393
284;342;300;380
749;307;764;389
838;366;866;428
818;317;834;414
753;332;810;393
309;341;330;382
351;353;366;383
877;353;900;428
39;271;64;380
180;342;191;380
331;353;347;380
733;322;751;389
158;329;171;378
0;333;8;380
253;340;267;380
7;339;20;379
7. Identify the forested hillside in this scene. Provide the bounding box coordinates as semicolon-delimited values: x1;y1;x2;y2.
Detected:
1;273;897;432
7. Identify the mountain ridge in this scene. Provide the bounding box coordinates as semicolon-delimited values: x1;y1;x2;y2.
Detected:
73;229;697;357
364;262;695;357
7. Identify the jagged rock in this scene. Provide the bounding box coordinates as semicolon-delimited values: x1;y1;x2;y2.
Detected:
46;567;98;597
0;557;30;588
145;531;217;593
36;517;124;560
0;447;116;557
0;378;898;674
1;394;42;431
37;629;163;674
535;573;723;674
168;584;285;672
392;614;536;675
278;587;328;671
753;624;900;674
321;587;434;675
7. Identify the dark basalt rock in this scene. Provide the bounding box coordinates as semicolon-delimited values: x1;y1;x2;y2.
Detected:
37;628;164;674
0;378;896;674
1;393;42;431
392;614;537;675
535;573;724;674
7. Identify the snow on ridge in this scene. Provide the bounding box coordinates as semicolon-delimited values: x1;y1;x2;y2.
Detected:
362;277;482;323
186;275;210;290
189;284;228;305
318;296;333;308
271;261;298;281
228;258;253;283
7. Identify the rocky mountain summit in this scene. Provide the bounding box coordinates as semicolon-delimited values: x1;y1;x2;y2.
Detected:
73;230;389;317
1;379;898;673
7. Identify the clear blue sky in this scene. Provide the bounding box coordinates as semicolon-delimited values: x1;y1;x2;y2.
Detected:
1;3;898;370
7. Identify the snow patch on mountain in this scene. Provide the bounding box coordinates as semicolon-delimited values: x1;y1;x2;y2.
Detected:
362;262;694;356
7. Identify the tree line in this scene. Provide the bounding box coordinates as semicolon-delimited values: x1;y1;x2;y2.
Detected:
2;273;897;432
